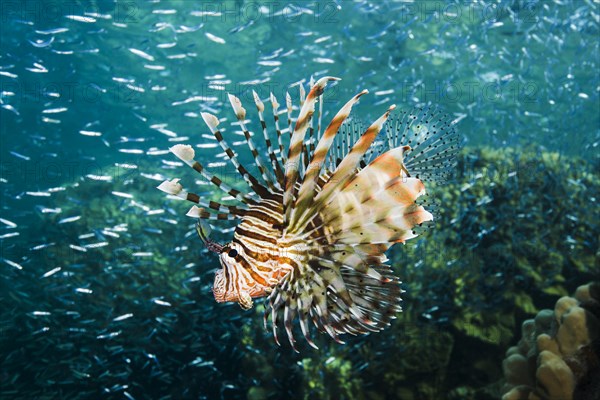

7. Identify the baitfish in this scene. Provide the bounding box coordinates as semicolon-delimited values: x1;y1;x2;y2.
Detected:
157;76;459;350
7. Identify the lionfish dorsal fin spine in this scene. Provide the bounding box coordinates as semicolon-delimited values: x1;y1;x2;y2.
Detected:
226;94;278;193
289;89;368;233
283;76;340;227
303;77;316;171
253;90;285;187
299;82;306;106
269;92;287;166
285;91;293;140
315;103;396;205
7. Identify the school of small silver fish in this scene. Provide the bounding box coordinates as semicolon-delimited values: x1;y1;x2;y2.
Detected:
157;76;459;349
1;0;597;398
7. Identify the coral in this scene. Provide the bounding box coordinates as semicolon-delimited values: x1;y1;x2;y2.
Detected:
502;282;600;400
395;146;599;331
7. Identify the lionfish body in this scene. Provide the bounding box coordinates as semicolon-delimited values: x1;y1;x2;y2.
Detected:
158;77;459;350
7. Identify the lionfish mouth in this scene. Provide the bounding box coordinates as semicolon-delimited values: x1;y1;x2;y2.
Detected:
157;76;460;351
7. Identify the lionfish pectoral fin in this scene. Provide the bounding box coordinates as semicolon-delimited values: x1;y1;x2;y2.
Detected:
265;252;402;348
168;144;256;205
315;143;431;243
283;76;340;227
320;177;432;246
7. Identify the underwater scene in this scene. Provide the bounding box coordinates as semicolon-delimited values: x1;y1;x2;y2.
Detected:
1;1;599;399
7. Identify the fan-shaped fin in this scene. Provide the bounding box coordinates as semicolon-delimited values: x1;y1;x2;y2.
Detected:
386;107;461;183
289;90;369;232
226;94;278;192
297;148;432;248
265;249;402;350
253;90;285;187
169;144;256;205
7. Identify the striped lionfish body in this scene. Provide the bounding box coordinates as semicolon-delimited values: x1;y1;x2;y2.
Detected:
157;77;459;350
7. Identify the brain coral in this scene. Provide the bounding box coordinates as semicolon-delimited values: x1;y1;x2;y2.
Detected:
502;282;600;400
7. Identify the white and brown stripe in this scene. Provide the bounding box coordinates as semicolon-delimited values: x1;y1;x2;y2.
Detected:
226;94;278;191
289;90;368;233
270;92;286;166
158;77;459;351
253;90;285;185
168;144;257;205
283;76;339;228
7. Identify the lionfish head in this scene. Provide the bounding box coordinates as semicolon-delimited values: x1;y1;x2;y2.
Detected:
194;220;267;310
213;242;259;310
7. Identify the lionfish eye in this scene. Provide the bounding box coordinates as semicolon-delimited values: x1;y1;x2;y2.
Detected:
227;249;238;258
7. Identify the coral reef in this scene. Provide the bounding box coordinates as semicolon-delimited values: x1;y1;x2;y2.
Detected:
502;282;600;400
394;145;598;333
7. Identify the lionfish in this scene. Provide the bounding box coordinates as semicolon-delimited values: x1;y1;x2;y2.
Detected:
157;76;459;350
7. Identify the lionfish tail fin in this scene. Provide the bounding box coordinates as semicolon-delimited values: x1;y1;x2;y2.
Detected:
386;107;461;184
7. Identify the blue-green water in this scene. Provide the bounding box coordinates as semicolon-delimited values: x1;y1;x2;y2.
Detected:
1;1;598;399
